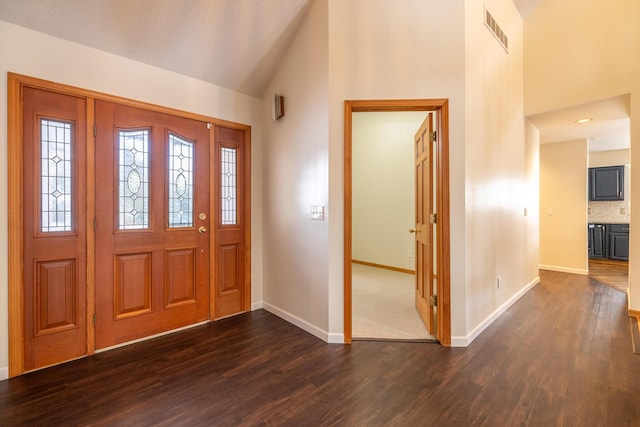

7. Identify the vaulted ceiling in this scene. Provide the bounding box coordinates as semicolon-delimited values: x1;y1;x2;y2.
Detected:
1;0;541;97
0;0;313;97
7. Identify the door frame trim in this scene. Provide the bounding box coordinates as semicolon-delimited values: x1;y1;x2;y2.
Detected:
343;99;451;345
8;73;251;377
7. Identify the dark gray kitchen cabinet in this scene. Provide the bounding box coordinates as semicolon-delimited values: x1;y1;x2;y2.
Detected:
588;224;607;259
588;166;624;201
608;224;630;261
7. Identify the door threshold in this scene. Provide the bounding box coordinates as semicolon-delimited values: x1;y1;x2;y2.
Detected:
352;337;437;343
95;320;210;353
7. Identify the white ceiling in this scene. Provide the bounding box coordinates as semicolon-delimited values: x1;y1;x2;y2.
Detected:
0;0;312;97
527;95;631;152
0;0;628;152
512;0;544;18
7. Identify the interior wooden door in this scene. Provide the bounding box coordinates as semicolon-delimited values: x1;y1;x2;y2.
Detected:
94;101;210;348
413;113;436;334
22;87;87;370
213;126;250;318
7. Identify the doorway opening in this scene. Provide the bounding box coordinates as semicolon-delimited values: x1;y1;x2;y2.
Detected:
351;111;434;341
343;99;451;345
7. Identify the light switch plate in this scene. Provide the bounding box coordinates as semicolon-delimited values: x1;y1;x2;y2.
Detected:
311;206;325;220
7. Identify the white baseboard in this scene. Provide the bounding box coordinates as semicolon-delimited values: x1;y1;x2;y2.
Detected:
326;332;344;344
261;302;343;343
450;276;541;347
0;366;8;381
539;264;588;275
251;301;263;311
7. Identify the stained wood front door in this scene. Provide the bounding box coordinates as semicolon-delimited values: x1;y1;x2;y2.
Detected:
213;126;250;318
22;87;88;371
94;101;210;349
414;113;437;334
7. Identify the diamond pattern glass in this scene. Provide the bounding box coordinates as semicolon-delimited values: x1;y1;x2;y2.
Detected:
41;119;73;232
119;129;149;230
168;133;194;228
221;147;237;225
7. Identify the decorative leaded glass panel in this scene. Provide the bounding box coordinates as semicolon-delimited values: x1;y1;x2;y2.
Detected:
221;147;237;225
41;119;73;232
119;129;149;230
168;133;194;228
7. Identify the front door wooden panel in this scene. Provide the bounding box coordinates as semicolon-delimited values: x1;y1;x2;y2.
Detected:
214;126;249;318
414;113;436;335
22;87;87;371
11;74;253;376
95;101;210;349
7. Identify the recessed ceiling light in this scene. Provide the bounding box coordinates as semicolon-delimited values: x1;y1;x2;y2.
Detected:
575;118;592;123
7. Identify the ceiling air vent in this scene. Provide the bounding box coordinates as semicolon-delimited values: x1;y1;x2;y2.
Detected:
485;8;509;53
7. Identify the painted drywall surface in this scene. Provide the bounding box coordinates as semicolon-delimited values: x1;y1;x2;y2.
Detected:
352;112;426;271
463;0;538;334
0;21;264;375
261;0;330;333
540;140;589;273
524;0;640;311
632;96;640;310
327;0;467;337
588;150;631;224
525;120;541;280
524;0;640;116
590;149;630;168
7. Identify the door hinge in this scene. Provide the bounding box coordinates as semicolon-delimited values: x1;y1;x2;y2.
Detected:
429;213;438;224
93;313;96;326
430;131;437;142
93;124;97;137
429;295;437;307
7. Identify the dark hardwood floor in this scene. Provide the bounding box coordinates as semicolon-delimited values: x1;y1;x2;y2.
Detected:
1;270;639;426
589;258;629;293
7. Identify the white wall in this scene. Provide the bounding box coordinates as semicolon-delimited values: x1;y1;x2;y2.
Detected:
0;21;264;379
352;112;426;270
525;121;541;279
524;0;640;311
540;140;589;274
260;0;332;339
462;0;539;341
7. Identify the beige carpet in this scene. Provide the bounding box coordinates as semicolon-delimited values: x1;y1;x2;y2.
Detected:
352;263;435;341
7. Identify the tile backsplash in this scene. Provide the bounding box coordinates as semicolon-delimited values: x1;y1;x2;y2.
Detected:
588;200;630;224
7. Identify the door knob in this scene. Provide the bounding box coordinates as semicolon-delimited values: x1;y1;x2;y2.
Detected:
409;229;417;233
198;226;207;234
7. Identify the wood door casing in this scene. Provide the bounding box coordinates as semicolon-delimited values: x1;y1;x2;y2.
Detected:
22;87;88;371
343;99;451;346
414;113;435;334
94;100;210;349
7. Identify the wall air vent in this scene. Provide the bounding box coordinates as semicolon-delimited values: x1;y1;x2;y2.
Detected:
485;8;509;53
